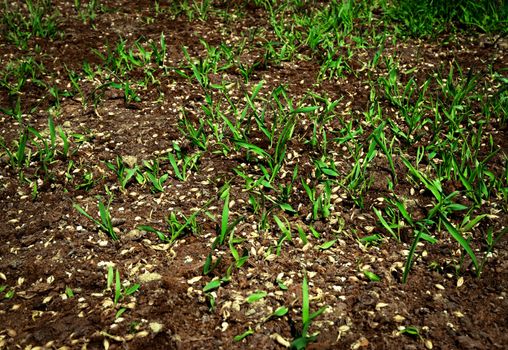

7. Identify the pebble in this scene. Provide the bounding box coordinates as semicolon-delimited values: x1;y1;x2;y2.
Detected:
149;322;164;333
270;333;290;347
139;272;162;283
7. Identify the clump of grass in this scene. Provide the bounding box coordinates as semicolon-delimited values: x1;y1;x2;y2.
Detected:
73;198;118;240
1;0;61;49
384;0;508;37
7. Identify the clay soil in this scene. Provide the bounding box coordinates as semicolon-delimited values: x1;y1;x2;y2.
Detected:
0;1;507;349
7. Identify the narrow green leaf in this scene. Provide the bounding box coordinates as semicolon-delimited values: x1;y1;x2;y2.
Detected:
246;291;267;303
65;286;74;298
441;215;479;272
233;139;271;160
292;105;319;114
318;239;336;250
373;207;398;241
73;203;100;226
115;307;127;319
233;329;254;342
301;274;309;325
363;270;381;282
276;279;288;290
403;230;423;283
279;202;297;214
309;305;328;321
220;191;230;245
321;168;339;177
460;214;488;232
124;284;140;296
4;290;15;299
203;279;221;293
400;326;420;336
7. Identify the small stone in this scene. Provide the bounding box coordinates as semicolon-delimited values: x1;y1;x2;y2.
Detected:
393;315;405;323
124;229;143;241
138;272;162;283
123;156;138;168
338;325;350;333
270;333;290;347
149;322;164;333
187;276;202;284
375;303;389;310
457;277;464;288
351;336;369;349
136;331;149;338
111;218;126;227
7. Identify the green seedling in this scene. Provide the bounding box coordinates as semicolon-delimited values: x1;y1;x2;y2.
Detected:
368;122;397;182
0;129;29;172
291;273;328;350
106;156;139;190
106;266;140;308
65;286;75;298
301;178;332;221
1;0;60;49
142;160;168;193
401;155;480;279
75;170;97;191
178;113;208;151
73;199;118;240
297;225;308;245
234;328;254;342
399;326;421;338
266;306;289;321
318;240;336;251
167;146;200;181
229;231;249;268
373;206;401;242
363;270;381;282
218;185;244;245
478;226;508;276
4;289;15;300
273;214;292;255
246;291;267;304
139;198;211;244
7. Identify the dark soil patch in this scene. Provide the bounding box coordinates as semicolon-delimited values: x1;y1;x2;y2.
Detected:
1;1;507;349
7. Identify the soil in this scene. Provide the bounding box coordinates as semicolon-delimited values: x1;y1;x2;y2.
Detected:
0;1;507;349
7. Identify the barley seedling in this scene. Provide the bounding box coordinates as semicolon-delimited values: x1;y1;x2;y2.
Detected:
74;199;118;240
291;273;328;349
105;156;139;190
138;209;202;244
142;160;168;193
218;185;244;245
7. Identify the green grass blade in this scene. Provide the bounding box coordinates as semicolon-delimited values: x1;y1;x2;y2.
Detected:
440;214;479;273
403;230;423;283
73;203;101;227
220;192;230;245
301;274;309;327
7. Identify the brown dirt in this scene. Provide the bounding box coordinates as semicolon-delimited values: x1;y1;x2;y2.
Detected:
1;1;507;350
